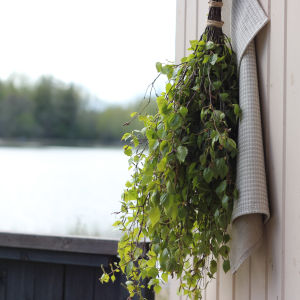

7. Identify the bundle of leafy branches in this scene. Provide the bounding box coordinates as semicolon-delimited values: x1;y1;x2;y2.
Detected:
101;1;240;299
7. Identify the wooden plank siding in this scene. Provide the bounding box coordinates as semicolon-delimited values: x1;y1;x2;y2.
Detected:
175;0;300;299
0;233;154;300
284;0;300;298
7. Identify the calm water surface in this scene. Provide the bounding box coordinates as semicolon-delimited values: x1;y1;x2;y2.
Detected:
0;147;129;238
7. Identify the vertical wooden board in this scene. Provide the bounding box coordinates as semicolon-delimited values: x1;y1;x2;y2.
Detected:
64;265;94;300
141;282;154;300
284;0;300;299
185;0;198;48
234;258;250;300
205;276;217;300
94;268;122;300
33;263;64;300
250;244;267;300
222;0;231;37
218;261;233;300
175;0;186;63
0;263;7;300
162;277;181;300
197;0;208;39
5;260;35;300
266;0;285;298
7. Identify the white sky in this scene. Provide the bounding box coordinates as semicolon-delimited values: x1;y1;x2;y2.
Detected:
0;0;176;104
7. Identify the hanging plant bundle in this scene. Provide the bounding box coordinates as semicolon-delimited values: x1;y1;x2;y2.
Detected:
101;1;240;299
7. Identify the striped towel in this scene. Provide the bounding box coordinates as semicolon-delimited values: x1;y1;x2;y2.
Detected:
229;0;270;273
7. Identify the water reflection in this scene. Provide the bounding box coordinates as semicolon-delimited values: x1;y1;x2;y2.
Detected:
0;146;128;238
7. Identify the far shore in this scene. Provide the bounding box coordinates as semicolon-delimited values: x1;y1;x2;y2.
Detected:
0;138;123;148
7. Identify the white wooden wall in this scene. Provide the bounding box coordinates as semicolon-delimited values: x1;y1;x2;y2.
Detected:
174;0;300;299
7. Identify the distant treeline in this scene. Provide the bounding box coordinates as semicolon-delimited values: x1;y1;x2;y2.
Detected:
0;76;157;145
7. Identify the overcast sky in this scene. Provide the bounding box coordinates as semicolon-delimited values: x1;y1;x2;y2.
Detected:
0;0;176;104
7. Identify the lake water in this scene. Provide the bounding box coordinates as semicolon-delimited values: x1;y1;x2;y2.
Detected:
0;146;129;238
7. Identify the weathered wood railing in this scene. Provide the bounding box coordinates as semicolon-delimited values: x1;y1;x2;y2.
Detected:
0;232;154;300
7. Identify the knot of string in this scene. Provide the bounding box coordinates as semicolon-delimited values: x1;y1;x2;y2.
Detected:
208;1;223;8
206;19;224;28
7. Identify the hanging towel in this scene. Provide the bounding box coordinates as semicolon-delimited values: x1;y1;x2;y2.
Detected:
229;0;270;273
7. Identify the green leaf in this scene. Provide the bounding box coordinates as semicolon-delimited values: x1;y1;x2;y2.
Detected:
121;132;131;141
226;138;237;150
160;140;169;155
220;93;229;101
188;162;197;176
162;273;168;283
126;261;134;275
214;209;220;221
206;41;215;50
224;234;231;243
223;260;230;273
149;206;161;227
154;285;162;294
167;181;175;194
149;139;159;150
212;81;222;90
160;193;168;205
156;62;162;72
166;203;178;221
210;260;217;274
127;190;137;200
192;85;199;91
233;104;242;119
200;108;209;122
157;96;168;115
200;153;207;167
210;54;218;65
219;213;228;229
178;206;187;220
162;65;174;79
147;267;159;278
112;220;121;227
169;113;182;129
179;106;188;118
217;55;226;63
142;174;152;185
219;245;230;258
213;111;225;122
189;40;198;50
161;248;169;261
222;195;229;210
176;146;188;163
157;157;167;172
203;168;213;183
215;158;229;179
203;55;210;64
132;136;139;147
166;82;172;94
216;180;227;198
123;146;132;156
100;273;110;283
130;112;137;118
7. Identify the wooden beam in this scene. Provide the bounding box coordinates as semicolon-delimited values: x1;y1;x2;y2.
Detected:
0;232;118;256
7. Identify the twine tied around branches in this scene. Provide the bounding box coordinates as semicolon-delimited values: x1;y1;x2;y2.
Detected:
207;19;224;28
208;1;223;8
